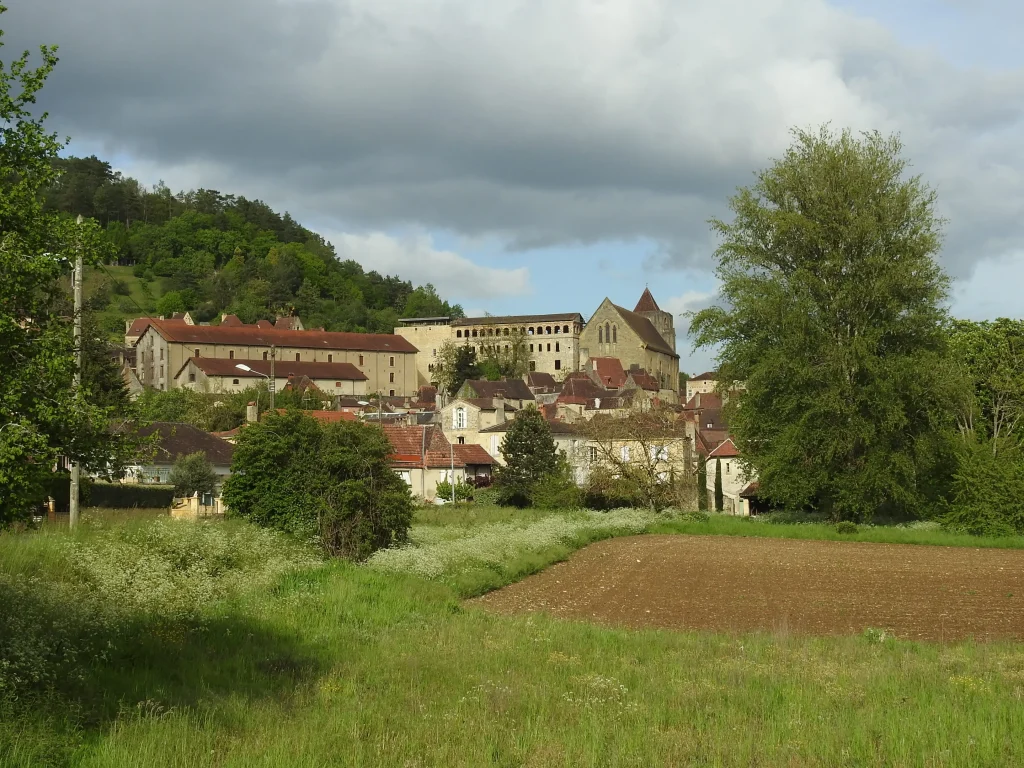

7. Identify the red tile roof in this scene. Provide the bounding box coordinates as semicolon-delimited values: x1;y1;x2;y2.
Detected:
683;392;723;410
627;369;660;391
179;357;367;381
453;444;495;465
633;287;661;313
126;316;186;338
381;424;464;468
140;319;418;353
220;314;244;327
708;438;739;458
590;357;627;389
691;371;718;381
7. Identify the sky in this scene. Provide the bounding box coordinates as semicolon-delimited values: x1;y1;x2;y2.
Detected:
5;0;1023;374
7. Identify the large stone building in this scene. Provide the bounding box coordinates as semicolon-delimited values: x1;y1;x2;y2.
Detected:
134;318;419;396
395;312;585;388
578;288;680;397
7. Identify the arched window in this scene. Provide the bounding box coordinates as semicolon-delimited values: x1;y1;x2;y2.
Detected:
472;329;478;337
453;407;467;430
456;330;462;338
554;325;560;334
546;326;552;334
563;325;569;334
599;327;603;344
604;322;610;343
503;328;509;336
612;325;617;343
528;327;534;335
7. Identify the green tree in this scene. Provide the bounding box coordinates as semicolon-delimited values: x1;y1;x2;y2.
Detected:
495;407;559;507
697;457;708;511
714;458;724;512
168;451;218;498
0;11;127;524
223;411;413;558
480;328;531;380
433;341;482;397
691;127;951;522
678;371;690;391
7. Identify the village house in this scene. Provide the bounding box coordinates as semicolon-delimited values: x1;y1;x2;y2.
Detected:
174;357;369;397
705;438;757;516
569;410;692;488
132;317;419;396
381;424;467;501
456;378;536;409
478;416;584;472
122;421;235;485
686;371;718;402
439;395;515;459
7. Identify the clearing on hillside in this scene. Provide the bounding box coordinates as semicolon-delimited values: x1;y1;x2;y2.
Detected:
470;535;1024;641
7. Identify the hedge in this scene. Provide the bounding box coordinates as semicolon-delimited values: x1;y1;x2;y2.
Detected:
89;483;175;509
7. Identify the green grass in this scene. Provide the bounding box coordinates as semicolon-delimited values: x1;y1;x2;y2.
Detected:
83;265;163;340
4;510;1024;766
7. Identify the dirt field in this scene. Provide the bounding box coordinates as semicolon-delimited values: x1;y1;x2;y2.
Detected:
471;535;1024;641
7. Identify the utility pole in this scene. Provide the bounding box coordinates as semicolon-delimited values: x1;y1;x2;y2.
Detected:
68;215;84;529
269;344;276;411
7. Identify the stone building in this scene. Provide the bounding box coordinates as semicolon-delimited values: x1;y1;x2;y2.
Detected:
174;357;368;397
134;319;419;396
395;312;585;388
578;289;680;398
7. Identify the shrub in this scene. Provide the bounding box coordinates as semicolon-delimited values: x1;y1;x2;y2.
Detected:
223;411;414;559
943;440;1024;536
472;486;506;507
168;452;218;498
835;521;859;535
531;459;583;510
436;479;474;503
87;482;175;509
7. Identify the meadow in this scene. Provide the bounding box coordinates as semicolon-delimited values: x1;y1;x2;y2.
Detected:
2;506;1024;766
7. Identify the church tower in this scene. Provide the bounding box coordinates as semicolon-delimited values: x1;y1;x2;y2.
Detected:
633;288;675;353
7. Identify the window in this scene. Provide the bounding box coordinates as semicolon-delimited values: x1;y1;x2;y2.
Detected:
490;435;499;456
612;325;617;343
194;348;200;358
488;329;494;336
458;436;465;445
453;407;467;429
588;446;598;462
428;364;434;372
389;372;395;383
650;445;669;461
328;354;333;363
159;365;163;377
232;378;239;385
554;359;561;370
472;330;478;337
359;354;364;366
160;348;164;361
335;381;342;388
726;462;731;474
555;342;560;352
189;373;196;383
229;350;234;359
528;327;534;335
563;325;569;334
621;445;631;462
389;389;395;396
263;351;268;360
529;361;536;371
706;422;713;429
554;325;560;334
599;328;603;343
530;344;534;352
503;328;509;336
295;353;300;362
546;326;552;334
389;356;395;366
546;343;551;352
432;349;436;357
605;322;610;342
457;330;463;338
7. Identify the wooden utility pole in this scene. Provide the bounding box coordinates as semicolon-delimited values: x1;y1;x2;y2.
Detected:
269;344;276;411
68;215;84;528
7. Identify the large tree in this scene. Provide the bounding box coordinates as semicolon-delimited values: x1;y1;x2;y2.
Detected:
433;341;482;398
0;10;126;524
495;407;559;506
691;127;952;522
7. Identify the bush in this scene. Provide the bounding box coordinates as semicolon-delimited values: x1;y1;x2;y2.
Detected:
168;452;218;498
436;479;474;503
223;411;414;559
943;440;1024;536
86;482;175;509
531;462;583;510
111;278;130;296
835;521;859;535
472;486;506;507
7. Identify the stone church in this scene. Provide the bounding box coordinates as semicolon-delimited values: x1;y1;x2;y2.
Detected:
578;288;680;396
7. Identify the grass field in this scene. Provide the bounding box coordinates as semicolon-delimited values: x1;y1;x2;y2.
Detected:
3;508;1024;766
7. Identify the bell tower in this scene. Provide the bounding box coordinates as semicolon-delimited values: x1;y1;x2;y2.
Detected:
633;287;675;353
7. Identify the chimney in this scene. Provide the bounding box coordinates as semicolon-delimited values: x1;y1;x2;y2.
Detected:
406;412;418;427
246;401;258;423
494;393;506;424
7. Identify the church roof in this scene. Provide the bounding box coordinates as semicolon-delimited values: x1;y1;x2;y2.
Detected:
610;304;679;358
634;288;661;313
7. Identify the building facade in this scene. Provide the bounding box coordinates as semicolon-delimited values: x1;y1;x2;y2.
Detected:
174;357;368;397
134;319;419;396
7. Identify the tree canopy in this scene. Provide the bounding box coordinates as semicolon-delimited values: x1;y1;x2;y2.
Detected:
692;127;952;522
495;408;559;507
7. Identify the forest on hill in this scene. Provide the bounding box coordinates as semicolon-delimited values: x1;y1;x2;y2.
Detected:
45;156;464;338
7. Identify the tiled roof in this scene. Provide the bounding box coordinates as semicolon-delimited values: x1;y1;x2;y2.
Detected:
275;316;303;330
454;397;519;412
708;438;739;458
135;422;235;466
525;371;558;390
453;444;496;465
590;357;627;389
452;312;583;327
633;287;661;313
460;378;535;402
627;370;660;391
220;314;244;327
140;319;418;353
381;424;464;469
177;357;367;381
558;376;607;403
127;316;187;338
610;304;678;358
695;429;730;456
740;481;761;498
684;392;723;410
691;371;718;381
479;418;579;435
296;410;357;423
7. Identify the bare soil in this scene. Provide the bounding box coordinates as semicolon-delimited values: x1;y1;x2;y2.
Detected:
470;535;1024;641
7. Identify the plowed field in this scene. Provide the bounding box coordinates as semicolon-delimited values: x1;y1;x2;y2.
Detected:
470;534;1024;641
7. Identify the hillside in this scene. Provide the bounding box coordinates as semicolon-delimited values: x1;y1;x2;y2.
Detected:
50;156;464;342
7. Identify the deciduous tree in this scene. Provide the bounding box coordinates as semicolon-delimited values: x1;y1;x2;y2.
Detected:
692;127;952;522
169;451;218;498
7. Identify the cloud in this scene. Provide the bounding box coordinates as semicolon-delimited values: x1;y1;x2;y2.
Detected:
325;231;531;300
6;0;1024;280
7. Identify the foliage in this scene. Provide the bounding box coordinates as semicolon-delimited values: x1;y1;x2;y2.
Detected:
714;458;724;512
943;439;1024;536
433;341;482;397
479;327;531;381
168;452;219;498
223;411;413;558
0;12;130;525
495;408;559;507
135;384;268;431
691;127;952;522
88;482;175;509
470;485;506;507
531;456;584;510
697;457;708;511
435;478;474;503
835;521;859;535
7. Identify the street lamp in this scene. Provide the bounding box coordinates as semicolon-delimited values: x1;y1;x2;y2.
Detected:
236;364;274;412
357;396;383;423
